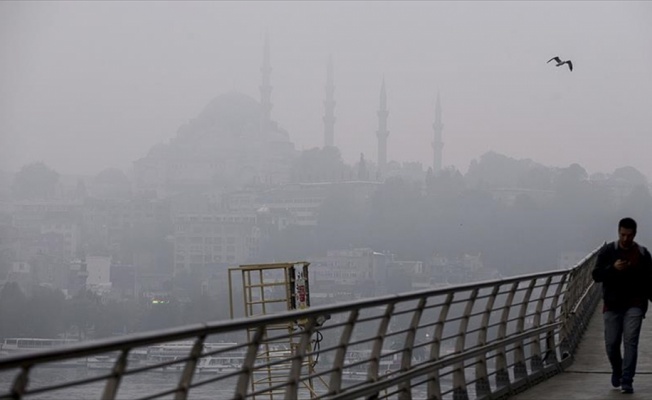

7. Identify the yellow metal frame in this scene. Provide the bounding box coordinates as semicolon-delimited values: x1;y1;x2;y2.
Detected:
228;262;326;399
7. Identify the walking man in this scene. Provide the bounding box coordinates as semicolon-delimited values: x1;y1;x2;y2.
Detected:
592;217;652;394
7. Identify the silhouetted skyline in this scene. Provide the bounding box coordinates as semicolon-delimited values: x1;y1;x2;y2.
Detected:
1;2;651;177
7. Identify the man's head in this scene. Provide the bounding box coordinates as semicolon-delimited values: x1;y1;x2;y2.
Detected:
618;217;637;249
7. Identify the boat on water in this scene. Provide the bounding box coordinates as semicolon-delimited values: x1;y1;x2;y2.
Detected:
0;337;247;374
144;341;245;374
0;337;86;367
85;348;149;370
0;337;80;354
196;354;243;374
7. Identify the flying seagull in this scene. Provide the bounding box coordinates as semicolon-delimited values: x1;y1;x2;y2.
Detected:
547;56;573;71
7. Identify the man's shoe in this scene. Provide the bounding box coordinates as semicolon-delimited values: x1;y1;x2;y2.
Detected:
611;373;621;388
621;382;634;394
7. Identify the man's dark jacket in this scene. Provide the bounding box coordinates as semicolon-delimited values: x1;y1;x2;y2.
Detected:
592;241;652;313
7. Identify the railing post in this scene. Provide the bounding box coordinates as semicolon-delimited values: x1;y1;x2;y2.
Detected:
9;366;30;400
529;276;553;374
101;349;129;400
475;285;500;399
397;297;427;400
495;281;519;390
329;309;360;395
543;274;568;369
558;268;578;364
284;320;315;400
174;335;206;400
427;292;453;400
365;302;395;400
452;288;478;400
234;324;265;400
513;279;536;382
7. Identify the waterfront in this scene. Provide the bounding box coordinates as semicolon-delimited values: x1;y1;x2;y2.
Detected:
0;367;238;400
0;364;468;400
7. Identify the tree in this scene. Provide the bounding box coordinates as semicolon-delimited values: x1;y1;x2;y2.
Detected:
426;166;465;206
0;282;28;338
94;299;143;338
555;163;588;189
12;162;59;199
465;152;542;189
65;290;102;340
517;165;554;190
290;147;350;183
611;166;648;186
26;285;66;337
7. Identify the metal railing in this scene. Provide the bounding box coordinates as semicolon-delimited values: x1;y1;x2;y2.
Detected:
0;244;604;400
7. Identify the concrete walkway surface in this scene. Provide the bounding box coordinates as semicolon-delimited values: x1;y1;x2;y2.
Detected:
511;304;652;399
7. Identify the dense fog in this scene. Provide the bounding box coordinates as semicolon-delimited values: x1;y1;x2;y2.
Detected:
1;2;652;338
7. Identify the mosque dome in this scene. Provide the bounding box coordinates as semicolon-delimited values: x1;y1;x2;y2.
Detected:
176;92;262;140
198;92;260;129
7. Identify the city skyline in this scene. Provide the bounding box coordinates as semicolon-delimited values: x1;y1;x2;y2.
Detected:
1;2;651;178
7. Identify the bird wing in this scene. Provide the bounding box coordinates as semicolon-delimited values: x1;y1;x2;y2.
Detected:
547;56;561;64
566;60;573;71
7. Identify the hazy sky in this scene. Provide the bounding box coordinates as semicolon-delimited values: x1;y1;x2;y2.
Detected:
1;1;651;178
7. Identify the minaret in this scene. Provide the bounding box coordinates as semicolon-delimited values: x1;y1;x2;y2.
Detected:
260;33;273;135
432;92;444;174
376;78;389;176
323;55;336;148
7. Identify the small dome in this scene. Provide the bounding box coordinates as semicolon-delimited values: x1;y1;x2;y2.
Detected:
186;92;261;136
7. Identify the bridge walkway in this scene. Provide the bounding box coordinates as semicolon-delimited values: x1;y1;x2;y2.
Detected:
511;303;652;400
5;247;650;400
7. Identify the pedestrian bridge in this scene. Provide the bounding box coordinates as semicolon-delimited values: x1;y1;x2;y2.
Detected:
1;243;650;399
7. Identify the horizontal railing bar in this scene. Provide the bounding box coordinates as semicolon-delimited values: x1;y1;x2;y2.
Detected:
326;322;562;399
0;270;566;370
298;328;561;395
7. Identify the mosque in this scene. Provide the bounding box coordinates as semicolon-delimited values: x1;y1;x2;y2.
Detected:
133;36;444;195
